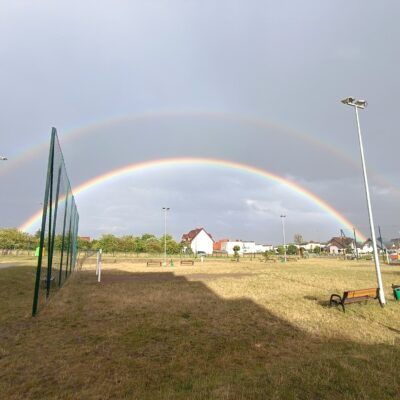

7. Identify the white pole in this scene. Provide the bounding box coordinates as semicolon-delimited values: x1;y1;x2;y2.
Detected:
354;107;386;305
163;207;169;266
281;215;287;262
96;251;99;276
98;249;102;283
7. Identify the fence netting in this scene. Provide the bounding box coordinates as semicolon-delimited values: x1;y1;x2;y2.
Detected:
32;128;79;316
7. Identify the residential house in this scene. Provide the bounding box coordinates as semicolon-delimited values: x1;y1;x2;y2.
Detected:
325;236;355;254
390;238;400;250
181;228;214;255
299;241;322;252
358;238;385;254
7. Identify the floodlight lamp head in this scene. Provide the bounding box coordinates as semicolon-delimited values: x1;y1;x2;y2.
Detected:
355;100;367;108
0;156;7;160
341;97;356;105
341;97;367;108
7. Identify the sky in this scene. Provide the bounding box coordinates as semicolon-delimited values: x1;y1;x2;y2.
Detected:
1;1;399;244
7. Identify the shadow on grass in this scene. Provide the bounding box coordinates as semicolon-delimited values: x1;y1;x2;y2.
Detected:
1;268;400;400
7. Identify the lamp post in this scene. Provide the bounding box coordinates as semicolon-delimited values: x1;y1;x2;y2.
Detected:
280;214;287;262
162;207;170;266
341;97;386;305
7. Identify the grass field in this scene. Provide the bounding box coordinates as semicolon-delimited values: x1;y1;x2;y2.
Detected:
1;257;400;399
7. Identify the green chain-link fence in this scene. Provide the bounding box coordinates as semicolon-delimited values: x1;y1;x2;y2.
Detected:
32;128;79;316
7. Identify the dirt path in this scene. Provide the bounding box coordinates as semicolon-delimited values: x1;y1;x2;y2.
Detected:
0;263;19;270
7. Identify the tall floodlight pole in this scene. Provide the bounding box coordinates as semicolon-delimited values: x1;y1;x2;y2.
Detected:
280;215;287;262
341;97;386;305
162;207;170;266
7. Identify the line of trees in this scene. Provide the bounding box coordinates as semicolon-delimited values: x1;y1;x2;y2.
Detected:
78;233;185;255
0;229;186;255
0;228;39;250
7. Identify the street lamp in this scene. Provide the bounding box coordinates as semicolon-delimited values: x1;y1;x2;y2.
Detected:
280;214;287;262
162;207;170;266
341;97;386;305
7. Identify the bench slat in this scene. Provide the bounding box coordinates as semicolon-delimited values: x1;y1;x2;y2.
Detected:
180;260;194;265
344;288;378;299
343;296;371;304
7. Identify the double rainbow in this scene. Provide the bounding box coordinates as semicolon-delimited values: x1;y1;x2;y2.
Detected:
19;157;366;241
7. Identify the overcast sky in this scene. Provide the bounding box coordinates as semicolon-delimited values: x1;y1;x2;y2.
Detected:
1;1;399;244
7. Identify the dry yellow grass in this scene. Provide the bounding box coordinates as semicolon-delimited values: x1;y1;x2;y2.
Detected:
1;257;400;399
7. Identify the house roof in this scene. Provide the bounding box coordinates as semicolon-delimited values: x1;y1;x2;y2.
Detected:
362;238;385;250
181;228;214;243
327;237;354;249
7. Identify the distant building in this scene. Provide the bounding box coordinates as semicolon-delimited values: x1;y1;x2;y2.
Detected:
255;244;274;253
390;238;400;249
325;236;355;254
218;240;273;255
213;239;229;251
221;240;245;255
181;228;214;255
358;238;385;254
79;236;91;242
299;241;322;251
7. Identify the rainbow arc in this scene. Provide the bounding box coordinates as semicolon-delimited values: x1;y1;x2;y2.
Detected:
19;157;366;241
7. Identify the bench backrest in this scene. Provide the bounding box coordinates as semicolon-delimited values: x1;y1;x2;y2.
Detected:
344;288;378;299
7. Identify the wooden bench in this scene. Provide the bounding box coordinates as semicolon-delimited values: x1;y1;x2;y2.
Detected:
146;261;162;267
329;288;381;312
180;260;194;266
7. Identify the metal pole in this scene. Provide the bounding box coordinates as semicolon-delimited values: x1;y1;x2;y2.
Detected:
32;128;56;316
163;207;169;266
280;215;287;262
353;227;359;260
354;106;386;305
164;209;167;266
378;226;389;264
97;249;102;282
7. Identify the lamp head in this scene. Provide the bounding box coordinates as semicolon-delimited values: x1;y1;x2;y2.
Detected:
341;97;367;108
341;97;355;105
355;100;367;108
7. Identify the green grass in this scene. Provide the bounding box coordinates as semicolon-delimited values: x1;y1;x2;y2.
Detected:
1;258;400;399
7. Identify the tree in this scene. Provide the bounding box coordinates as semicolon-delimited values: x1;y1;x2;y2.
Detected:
180;240;193;255
263;250;274;261
144;237;162;254
77;237;92;251
0;228;34;250
276;246;285;255
287;244;298;255
293;234;304;245
98;234;119;253
313;246;321;254
233;245;241;261
120;235;136;253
